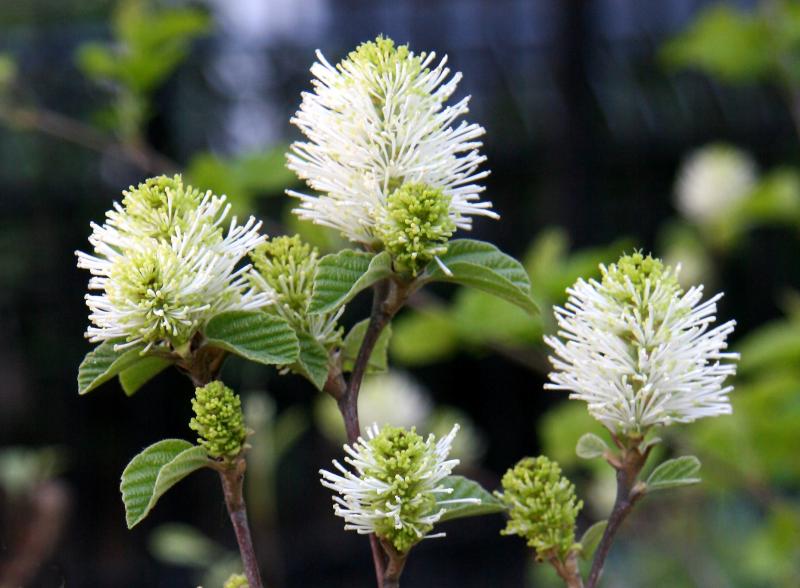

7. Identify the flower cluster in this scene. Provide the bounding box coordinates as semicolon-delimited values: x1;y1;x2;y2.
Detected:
249;235;343;347
497;456;582;561
378;182;456;275
190;381;248;460
287;35;497;252
675;143;756;225
545;252;738;434
76;175;269;352
319;423;474;553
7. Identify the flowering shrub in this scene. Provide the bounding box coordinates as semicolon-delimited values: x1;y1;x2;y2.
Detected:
75;36;738;588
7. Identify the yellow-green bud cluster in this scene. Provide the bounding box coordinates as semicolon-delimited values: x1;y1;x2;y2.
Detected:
497;456;582;561
601;251;681;306
367;427;438;552
320;424;463;554
77;174;268;352
120;175;207;241
251;235;315;314
378;182;457;276
250;235;343;347
223;573;249;588
189;382;247;460
346;36;422;77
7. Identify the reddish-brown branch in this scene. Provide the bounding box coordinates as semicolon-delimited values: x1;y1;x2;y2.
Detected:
586;442;649;588
219;460;264;588
326;277;412;588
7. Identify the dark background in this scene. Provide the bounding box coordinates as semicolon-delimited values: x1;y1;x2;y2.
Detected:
1;1;797;587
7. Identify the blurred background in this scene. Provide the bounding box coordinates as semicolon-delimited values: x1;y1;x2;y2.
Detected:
1;0;799;586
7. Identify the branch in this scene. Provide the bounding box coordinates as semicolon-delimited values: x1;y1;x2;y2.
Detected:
329;276;412;588
184;349;265;588
380;539;408;588
0;105;178;174
549;551;584;588
586;441;649;588
219;460;264;588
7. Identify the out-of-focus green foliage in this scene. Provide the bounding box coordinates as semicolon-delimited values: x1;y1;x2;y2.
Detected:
391;228;631;367
75;0;209;138
186;147;298;217
0;53;16;95
0;446;64;499
662;5;773;83
662;1;800;85
149;523;244;588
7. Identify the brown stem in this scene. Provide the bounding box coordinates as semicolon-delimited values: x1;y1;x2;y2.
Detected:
380;540;408;588
177;343;227;388
182;347;264;587
0;105;178;174
549;551;584;588
219;461;264;588
586;442;649;588
331;277;412;588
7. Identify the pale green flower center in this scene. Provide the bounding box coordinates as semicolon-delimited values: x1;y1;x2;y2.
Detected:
367;426;436;553
377;182;456;276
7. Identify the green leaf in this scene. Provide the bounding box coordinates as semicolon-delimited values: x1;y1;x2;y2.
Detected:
309;250;393;314
646;455;702;492
78;340;147;395
576;433;608;459
661;5;772;83
341;319;392;373
205;311;299;366
120;439;209;529
579;520;608;560
436;475;505;522
424;239;537;314
292;331;330;390
186;146;296;216
119;356;172;396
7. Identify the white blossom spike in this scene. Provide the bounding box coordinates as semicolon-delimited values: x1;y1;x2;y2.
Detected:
288;36;497;246
319;423;475;553
76;175;272;352
544;252;738;434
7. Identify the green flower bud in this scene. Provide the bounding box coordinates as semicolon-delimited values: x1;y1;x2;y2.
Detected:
378;182;457;276
250;235;343;347
601;251;681;306
497;456;582;561
367;427;437;552
190;382;247;460
347;35;423;79
223;573;248;588
120;174;208;242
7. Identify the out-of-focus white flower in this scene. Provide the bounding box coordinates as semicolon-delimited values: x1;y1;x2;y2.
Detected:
319;423;475;553
426;407;486;466
76;175;270;352
358;371;432;428
288;36;497;247
675;143;756;225
544;252;738;434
